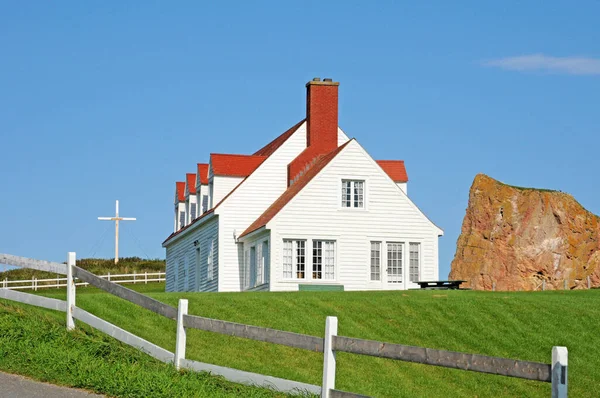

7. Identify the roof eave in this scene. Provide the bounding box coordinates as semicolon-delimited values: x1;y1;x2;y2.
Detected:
238;226;267;241
162;211;217;247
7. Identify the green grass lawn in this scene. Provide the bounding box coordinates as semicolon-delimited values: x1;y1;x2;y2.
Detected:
28;284;599;397
0;297;300;398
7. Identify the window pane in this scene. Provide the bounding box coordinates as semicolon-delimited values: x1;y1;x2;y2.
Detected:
244;249;250;288
323;241;335;280
190;205;196;220
312;240;322;279
256;244;263;286
370;242;381;281
409;242;420;282
354;181;364;208
179;211;185;229
283;240;293;279
387;243;403;283
296;241;305;279
341;181;351;207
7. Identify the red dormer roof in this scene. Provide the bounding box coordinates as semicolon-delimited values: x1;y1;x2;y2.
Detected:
196;163;209;185
376;160;408;183
186;173;196;195
253;119;305;157
211;154;267;177
240;140;353;238
175;181;185;203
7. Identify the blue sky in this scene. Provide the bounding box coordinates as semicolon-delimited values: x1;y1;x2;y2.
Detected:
1;1;599;278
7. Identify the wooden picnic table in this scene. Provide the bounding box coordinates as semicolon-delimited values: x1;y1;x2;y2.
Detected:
414;280;466;290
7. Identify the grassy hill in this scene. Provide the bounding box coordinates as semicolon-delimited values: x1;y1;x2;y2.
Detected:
0;257;165;282
0;296;298;398
23;285;599;397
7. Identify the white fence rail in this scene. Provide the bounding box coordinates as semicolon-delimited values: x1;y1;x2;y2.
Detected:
0;252;569;398
1;272;165;291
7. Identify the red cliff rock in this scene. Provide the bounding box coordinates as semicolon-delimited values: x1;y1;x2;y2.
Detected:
449;174;600;291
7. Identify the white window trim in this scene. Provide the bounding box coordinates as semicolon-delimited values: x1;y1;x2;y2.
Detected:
366;237;425;286
409;242;422;283
280;237;338;283
282;239;307;281
338;177;369;211
369;241;382;282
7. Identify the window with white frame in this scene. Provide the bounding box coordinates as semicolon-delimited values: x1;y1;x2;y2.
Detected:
387;242;403;283
207;239;215;281
370;242;381;281
409;242;420;282
313;240;335;280
341;180;364;208
283;240;306;279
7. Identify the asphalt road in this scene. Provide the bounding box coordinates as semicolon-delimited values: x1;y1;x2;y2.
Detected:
0;371;105;397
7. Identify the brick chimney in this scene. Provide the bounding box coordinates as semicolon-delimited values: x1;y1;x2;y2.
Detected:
306;78;339;150
288;78;339;185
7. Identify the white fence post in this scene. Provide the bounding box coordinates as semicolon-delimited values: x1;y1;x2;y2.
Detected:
107;272;111;282
174;299;188;370
552;346;568;398
66;252;76;331
3;278;6;289
321;316;338;398
145;271;148;284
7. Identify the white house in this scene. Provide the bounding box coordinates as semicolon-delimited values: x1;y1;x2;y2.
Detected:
163;78;443;292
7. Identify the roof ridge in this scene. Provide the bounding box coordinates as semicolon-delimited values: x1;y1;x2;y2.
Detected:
239;140;353;238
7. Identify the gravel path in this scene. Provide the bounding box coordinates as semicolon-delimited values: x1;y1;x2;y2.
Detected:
0;371;105;397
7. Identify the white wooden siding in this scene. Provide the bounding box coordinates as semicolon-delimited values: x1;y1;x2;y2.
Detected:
216;122;308;291
212;176;244;207
267;140;441;291
338;127;350;146
174;202;186;232
397;182;407;195
165;216;219;292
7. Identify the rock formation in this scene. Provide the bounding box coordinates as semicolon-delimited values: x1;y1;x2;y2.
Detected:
449;174;600;291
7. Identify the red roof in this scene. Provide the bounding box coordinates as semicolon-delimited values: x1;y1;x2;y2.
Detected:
253;119;305;157
186;173;196;195
376;160;408;183
175;181;185;202
197;163;209;185
163;177;248;245
211;154;267;177
240;140;353;238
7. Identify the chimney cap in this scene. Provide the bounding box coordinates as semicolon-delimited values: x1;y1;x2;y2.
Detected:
306;77;339;87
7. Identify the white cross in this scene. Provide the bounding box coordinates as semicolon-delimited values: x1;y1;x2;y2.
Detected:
98;200;136;264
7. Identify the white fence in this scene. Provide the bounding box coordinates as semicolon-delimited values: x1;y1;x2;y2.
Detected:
1;271;165;291
0;252;569;398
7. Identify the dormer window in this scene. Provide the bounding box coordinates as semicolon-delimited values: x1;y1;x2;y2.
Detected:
341;180;364;208
179;211;185;229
